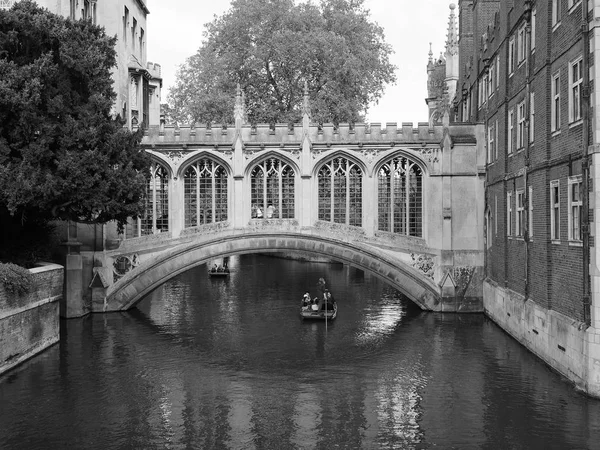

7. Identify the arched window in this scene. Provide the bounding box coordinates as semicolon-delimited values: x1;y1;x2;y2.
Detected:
378;156;423;237
250;158;295;219
127;161;169;236
318;157;362;226
183;159;228;227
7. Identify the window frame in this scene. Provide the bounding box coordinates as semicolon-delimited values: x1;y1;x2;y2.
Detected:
552;0;562;28
529;92;535;143
507;192;513;237
487;121;495;164
551;72;561;133
568;175;583;242
528;186;533;239
531;9;536;52
569;56;583;124
517;24;527;65
550;180;560;241
517;101;526;150
508;36;516;75
508;108;514;154
516;190;525;237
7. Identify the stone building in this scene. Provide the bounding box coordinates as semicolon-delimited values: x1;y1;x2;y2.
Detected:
449;0;600;397
2;0;162;130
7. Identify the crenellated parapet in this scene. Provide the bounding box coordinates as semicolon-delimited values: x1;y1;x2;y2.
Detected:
143;121;475;146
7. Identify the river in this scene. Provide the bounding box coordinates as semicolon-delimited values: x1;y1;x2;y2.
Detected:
1;254;600;449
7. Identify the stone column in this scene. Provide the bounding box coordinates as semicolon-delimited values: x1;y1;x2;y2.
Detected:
62;241;86;318
170;173;184;238
362;173;376;237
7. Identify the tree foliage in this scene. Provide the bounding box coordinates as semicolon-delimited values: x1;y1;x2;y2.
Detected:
168;0;396;125
0;1;151;228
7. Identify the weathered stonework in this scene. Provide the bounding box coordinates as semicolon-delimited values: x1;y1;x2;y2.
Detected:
0;263;62;376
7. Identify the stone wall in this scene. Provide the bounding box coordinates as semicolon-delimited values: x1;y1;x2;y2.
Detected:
483;278;599;395
0;263;62;376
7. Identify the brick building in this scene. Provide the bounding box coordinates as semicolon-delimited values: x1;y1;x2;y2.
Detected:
445;0;600;396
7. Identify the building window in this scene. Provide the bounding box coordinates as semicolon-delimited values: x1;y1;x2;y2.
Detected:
378;156;422;237
529;92;535;143
319;157;362;227
517;25;527;64
528;186;533;238
140;28;145;60
568;176;583;241
517;101;526;150
552;0;561;27
183;159;228;227
70;0;77;19
487;122;495;163
123;7;129;45
82;0;90;20
486;210;492;249
496;55;500;88
489;61;495;97
141;162;169;235
550;180;560;241
509;36;515;75
507;192;513;236
531;9;536;51
516;190;524;237
551;73;561;132
495;196;498;235
568;0;582;10
508;109;514;154
132;18;137;53
251;158;295;219
569;57;583;123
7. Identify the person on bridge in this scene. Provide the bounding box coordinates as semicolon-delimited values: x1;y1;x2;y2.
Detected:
266;204;275;219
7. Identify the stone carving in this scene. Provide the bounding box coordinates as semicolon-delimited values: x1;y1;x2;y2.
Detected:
360;148;380;164
453;266;475;300
113;254;139;283
410;253;434;279
165;150;187;164
420;147;440;164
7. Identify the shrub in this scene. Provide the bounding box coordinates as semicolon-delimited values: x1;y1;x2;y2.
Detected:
0;262;33;295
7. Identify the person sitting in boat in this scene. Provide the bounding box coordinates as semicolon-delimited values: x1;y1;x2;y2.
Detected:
211;264;218;273
301;293;310;311
217;265;224;272
311;297;319;311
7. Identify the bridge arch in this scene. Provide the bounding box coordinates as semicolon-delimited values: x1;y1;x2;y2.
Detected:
105;232;442;312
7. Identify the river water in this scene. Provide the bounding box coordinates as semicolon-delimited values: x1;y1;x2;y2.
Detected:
1;254;600;449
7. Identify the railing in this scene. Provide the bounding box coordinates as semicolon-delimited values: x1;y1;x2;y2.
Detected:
0;0;15;9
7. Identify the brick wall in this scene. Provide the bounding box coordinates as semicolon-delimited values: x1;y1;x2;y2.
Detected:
0;263;62;376
463;0;587;323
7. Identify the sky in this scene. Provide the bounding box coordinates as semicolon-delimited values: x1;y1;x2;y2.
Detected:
146;1;453;125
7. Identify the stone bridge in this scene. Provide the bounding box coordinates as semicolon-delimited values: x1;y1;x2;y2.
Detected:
62;90;485;317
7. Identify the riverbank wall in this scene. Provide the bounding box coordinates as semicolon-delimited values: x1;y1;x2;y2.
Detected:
483;279;600;397
0;263;62;376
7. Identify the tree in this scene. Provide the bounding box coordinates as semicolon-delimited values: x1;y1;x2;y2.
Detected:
168;0;396;125
0;1;151;234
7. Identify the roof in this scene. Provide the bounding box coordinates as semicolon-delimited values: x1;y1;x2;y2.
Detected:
135;0;150;15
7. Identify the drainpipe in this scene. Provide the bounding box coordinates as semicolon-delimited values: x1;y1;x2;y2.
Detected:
524;1;532;300
582;0;591;327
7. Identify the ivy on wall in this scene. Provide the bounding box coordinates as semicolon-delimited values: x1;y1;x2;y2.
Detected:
0;263;32;296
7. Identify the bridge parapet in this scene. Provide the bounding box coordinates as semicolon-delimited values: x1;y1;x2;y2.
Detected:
144;121;478;147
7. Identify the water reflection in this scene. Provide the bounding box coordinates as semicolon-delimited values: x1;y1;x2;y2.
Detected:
1;255;600;449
